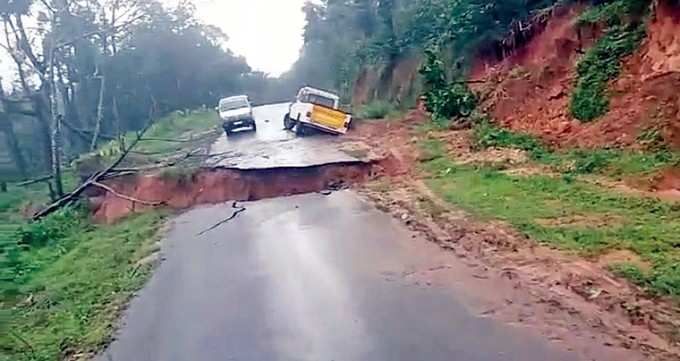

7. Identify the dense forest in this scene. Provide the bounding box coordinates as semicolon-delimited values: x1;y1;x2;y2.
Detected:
0;0;280;187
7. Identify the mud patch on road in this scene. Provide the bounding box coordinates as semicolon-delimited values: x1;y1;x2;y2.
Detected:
89;159;395;223
359;180;680;361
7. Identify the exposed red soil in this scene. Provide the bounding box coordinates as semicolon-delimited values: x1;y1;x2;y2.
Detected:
471;2;680;150
91;162;383;223
650;166;680;197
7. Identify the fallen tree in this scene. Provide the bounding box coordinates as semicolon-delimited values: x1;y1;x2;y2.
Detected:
33;114;156;220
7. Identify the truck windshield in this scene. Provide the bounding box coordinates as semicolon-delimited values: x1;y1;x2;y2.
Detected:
300;94;335;108
220;99;248;111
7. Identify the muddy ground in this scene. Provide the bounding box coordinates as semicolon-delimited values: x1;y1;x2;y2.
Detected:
351;114;680;361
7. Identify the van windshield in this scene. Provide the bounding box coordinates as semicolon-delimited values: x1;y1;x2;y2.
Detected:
299;93;335;108
220;98;248;111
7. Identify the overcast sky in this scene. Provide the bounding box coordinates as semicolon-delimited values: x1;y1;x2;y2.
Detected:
0;0;308;82
178;0;308;76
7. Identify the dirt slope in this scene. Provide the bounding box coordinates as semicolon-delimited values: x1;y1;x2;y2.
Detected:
471;1;680;149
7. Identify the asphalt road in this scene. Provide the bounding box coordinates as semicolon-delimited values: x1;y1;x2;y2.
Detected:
100;192;583;361
208;103;365;169
98;104;588;361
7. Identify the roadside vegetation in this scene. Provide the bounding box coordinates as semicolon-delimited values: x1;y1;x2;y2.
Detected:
472;120;680;178
357;100;398;120
1;204;166;361
0;108;218;360
417;123;680;297
570;0;649;121
75;110;219;175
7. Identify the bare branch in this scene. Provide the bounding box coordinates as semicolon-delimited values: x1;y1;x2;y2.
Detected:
15;175;53;187
91;181;164;206
38;0;57;13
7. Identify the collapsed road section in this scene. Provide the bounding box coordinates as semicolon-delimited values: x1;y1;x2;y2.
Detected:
89;158;396;223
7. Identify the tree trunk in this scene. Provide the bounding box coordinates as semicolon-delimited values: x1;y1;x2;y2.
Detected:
33;93;56;172
112;94;124;151
50;113;64;197
90;71;106;151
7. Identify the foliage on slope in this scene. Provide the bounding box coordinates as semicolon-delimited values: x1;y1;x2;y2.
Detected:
570;0;650;121
284;0;564;102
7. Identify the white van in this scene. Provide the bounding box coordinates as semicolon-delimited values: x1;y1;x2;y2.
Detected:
217;95;256;135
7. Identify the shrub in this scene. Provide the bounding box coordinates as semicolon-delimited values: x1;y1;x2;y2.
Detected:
568;149;615;174
472;121;548;160
570;0;649;122
357;100;396;119
16;207;88;248
577;0;649;26
419;48;477;121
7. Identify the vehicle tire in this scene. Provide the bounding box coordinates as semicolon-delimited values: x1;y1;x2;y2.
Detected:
224;126;232;136
283;113;295;130
295;122;305;136
251;120;257;132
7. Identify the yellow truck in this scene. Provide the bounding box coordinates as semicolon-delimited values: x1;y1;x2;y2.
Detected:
283;87;352;135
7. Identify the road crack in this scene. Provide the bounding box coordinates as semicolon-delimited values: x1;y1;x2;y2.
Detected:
197;201;247;236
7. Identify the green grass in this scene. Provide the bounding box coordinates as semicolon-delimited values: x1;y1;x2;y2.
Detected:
1;208;166;361
356;100;398;120
419;138;680;297
76;110;220;173
472;120;550;160
471;121;680;177
0;144;169;360
577;0;650;26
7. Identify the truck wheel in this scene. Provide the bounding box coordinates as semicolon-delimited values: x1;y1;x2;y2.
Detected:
295;123;305;136
283;113;295;130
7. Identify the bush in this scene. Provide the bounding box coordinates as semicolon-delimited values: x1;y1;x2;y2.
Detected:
425;83;477;121
578;0;649;25
16;207;88;248
357;100;396;119
570;16;647;121
419;48;477;121
568;149;615;174
472;121;548;160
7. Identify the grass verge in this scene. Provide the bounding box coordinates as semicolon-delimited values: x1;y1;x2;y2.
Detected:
419;136;680;297
0;111;203;360
1;206;166;361
75;110;219;174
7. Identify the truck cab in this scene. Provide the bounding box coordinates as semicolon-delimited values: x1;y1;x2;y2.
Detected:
284;87;352;135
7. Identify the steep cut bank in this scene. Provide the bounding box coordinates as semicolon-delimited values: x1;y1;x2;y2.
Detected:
471;1;680;149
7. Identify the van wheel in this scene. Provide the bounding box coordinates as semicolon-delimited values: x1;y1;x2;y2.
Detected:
283;113;295;130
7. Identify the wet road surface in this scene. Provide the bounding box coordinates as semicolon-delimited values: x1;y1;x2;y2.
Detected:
208;103;367;169
100;192;582;361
